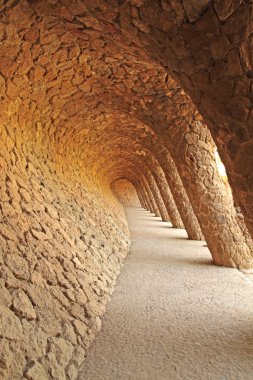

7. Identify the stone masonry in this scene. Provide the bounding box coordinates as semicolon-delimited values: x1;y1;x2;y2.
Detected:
0;1;253;379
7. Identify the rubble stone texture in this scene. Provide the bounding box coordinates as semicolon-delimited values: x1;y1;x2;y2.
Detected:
111;179;140;207
0;0;253;379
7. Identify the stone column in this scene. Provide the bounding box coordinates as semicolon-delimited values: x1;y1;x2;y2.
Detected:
141;176;160;217
145;170;170;222
163;118;253;269
137;179;153;212
135;183;146;209
137;188;146;208
150;163;184;229
140;187;150;210
157;150;204;240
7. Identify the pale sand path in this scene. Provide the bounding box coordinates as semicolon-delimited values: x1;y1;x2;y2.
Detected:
78;207;253;380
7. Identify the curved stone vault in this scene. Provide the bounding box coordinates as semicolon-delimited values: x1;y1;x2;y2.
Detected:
0;1;253;379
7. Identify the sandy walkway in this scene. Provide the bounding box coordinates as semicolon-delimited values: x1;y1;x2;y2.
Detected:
78;207;253;380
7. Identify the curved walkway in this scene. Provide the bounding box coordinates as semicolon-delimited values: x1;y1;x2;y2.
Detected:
78;207;253;380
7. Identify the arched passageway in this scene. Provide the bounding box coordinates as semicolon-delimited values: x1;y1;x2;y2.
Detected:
0;1;253;379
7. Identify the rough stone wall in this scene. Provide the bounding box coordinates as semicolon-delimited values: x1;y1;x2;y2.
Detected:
0;1;253;378
111;179;140;207
0;125;130;380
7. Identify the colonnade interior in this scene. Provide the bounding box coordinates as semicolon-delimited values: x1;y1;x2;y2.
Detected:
0;1;253;379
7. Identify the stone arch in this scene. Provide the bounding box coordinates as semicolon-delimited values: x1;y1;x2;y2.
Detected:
0;1;253;378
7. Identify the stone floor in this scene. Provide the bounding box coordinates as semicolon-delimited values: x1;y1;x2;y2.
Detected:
78;207;253;380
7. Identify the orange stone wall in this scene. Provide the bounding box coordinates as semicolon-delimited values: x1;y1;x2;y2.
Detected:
0;1;253;379
111;179;141;207
0;124;130;379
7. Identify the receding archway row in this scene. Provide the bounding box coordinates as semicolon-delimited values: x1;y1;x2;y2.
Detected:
1;0;251;242
1;0;252;245
44;84;253;269
56;101;251;270
11;0;251;241
0;2;253;378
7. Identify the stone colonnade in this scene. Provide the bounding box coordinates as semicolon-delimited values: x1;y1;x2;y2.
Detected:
0;1;253;379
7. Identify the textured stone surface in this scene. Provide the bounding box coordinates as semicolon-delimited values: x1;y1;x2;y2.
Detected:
0;305;23;341
0;126;130;379
0;1;252;378
111;179;140;207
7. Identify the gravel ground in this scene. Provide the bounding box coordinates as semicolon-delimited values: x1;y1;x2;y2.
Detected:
78;207;253;380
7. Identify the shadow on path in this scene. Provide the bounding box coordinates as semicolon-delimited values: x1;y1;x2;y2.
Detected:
78;207;253;380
